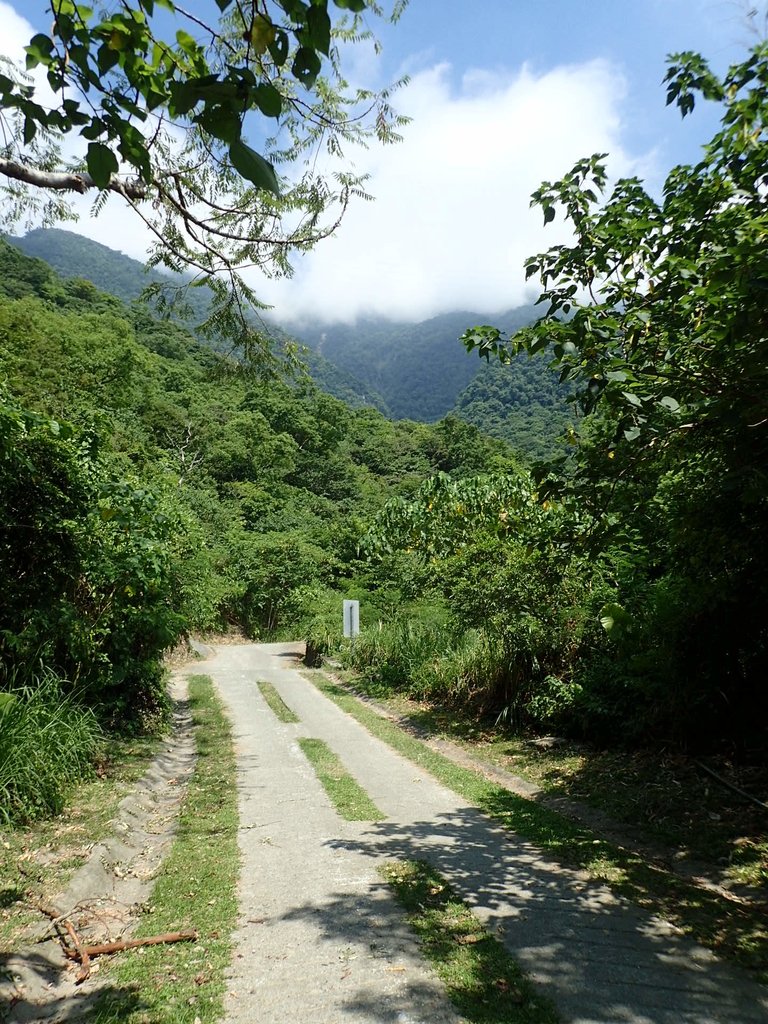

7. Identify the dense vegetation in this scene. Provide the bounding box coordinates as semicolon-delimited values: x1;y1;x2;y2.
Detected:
454;46;767;752
0;239;517;819
453;356;573;461
307;45;768;759
10;230;573;457
8;228;391;414
293;307;574;458
3;42;766;826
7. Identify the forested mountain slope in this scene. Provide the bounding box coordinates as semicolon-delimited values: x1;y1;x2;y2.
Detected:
6;228;389;414
293;306;539;422
292;309;574;458
453;357;573;462
0;237;516;731
8;227;175;308
10;230;572;457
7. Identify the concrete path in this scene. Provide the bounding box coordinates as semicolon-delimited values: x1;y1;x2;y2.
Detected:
204;642;768;1024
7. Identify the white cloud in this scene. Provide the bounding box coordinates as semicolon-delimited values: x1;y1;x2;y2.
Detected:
0;2;653;325
0;2;57;106
0;2;35;59
256;58;654;325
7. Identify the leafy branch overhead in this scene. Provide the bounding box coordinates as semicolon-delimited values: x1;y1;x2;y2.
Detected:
462;45;768;505
0;0;409;352
459;45;768;747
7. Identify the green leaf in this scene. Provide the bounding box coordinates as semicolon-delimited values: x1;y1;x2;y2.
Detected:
307;5;331;55
23;116;36;144
333;0;366;9
176;29;199;56
25;33;55;69
268;30;290;67
97;42;120;74
197;105;241;144
292;46;322;88
229;140;280;194
621;391;643;408
659;396;680;413
600;603;631;634
248;13;276;54
168;81;198;116
252;82;282;118
86;141;119;188
80;118;106;140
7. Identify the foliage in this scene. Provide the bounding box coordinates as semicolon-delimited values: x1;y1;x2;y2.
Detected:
0;238;530;743
293;306;572;458
9;227;393;410
0;1;408;353
453;355;574;460
363;470;545;560
461;45;768;750
357;472;611;730
8;226;182;307
344;611;453;692
0;668;102;824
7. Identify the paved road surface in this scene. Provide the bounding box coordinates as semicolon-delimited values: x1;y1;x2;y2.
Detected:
201;642;768;1024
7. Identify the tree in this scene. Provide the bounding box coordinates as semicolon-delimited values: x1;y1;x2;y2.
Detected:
462;45;768;746
463;46;768;507
0;0;407;353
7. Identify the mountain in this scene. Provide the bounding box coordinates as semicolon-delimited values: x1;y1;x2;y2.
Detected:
292;307;538;422
7;228;388;413
292;307;573;456
8;227;174;308
9;228;572;456
454;357;574;461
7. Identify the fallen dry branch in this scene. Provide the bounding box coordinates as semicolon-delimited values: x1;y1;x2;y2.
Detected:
62;929;198;960
62;919;91;985
33;901;197;981
32;902;93;983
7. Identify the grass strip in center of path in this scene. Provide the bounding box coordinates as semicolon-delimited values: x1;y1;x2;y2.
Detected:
307;671;768;979
257;680;299;722
382;860;559;1024
298;737;385;821
90;674;239;1024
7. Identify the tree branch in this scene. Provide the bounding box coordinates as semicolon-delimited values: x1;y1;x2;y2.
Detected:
0;158;147;199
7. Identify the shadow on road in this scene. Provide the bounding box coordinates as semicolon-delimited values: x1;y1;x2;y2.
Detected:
283;807;768;1024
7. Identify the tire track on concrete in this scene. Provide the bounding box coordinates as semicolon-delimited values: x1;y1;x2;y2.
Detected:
210;642;768;1024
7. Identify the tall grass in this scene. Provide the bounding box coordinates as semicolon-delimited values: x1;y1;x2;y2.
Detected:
0;669;103;824
303;598;551;726
342;616;543;724
411;629;513;708
345;618;450;691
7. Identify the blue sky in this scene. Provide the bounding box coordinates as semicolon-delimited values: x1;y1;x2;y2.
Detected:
374;0;742;162
0;0;761;323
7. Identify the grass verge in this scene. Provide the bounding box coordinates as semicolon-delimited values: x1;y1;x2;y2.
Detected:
307;671;768;980
257;681;299;723
298;738;384;821
0;734;159;952
89;674;239;1024
382;860;558;1024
